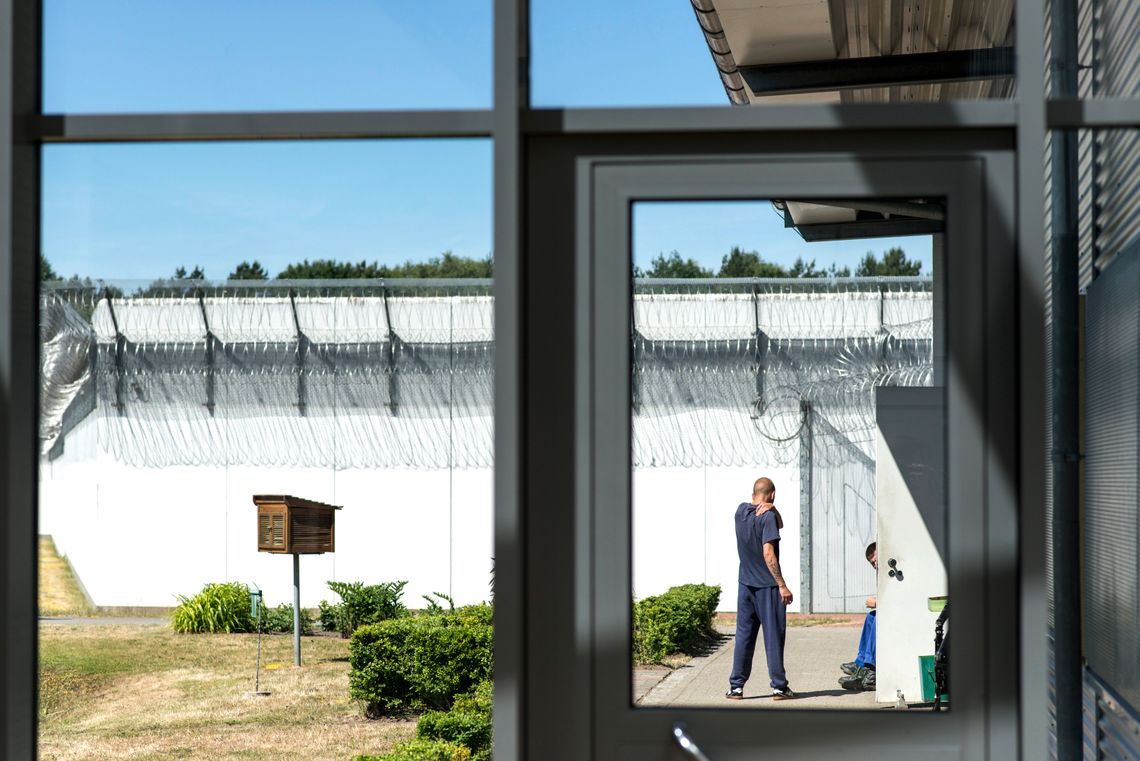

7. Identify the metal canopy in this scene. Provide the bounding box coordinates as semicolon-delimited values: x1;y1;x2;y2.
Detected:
741;46;1015;96
778;199;946;241
692;0;1016;104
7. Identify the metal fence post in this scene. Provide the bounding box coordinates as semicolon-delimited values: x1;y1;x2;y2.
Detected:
799;400;813;613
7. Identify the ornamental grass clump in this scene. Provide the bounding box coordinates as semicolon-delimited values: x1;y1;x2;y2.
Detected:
171;582;254;634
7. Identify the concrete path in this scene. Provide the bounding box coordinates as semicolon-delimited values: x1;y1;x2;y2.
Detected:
638;623;885;710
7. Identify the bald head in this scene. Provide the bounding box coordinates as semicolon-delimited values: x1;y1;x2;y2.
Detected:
753;477;775;499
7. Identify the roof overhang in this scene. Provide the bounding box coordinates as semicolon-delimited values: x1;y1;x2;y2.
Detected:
691;0;1016;105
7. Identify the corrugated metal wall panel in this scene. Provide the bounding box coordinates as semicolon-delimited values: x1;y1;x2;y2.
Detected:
1084;245;1140;713
1083;669;1140;760
1094;1;1140;98
1094;130;1140;273
1044;124;1058;756
1079;128;1097;289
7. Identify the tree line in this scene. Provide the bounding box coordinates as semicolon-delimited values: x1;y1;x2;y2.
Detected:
40;246;922;283
635;246;922;278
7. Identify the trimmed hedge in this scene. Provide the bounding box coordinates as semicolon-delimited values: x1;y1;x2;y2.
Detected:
350;607;493;715
355;738;471;761
416;680;492;761
633;583;721;663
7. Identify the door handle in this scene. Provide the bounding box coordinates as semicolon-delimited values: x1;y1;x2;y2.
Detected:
673;723;713;761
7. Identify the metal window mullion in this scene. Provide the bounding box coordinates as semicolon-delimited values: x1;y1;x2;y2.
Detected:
1;0;40;757
33;109;494;143
1047;98;1140;129
492;0;526;759
523;102;1018;134
1017;0;1051;759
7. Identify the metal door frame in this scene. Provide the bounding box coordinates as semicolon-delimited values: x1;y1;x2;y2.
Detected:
520;135;1020;760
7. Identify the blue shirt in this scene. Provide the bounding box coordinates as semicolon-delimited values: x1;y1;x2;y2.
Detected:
735;502;781;588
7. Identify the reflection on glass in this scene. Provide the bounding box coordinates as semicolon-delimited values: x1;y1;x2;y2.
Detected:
38;141;494;758
630;200;948;711
533;0;1013;107
44;0;492;112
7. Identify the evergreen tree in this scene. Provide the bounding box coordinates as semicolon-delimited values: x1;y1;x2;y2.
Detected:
172;266;206;280
277;253;492;280
641;251;713;278
228;260;269;280
40;253;59;281
717;246;787;278
787;257;827;278
854;247;922;277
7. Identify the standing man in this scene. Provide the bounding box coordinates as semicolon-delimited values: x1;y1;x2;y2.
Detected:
726;477;795;700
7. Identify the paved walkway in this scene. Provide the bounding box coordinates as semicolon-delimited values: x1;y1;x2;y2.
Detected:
638;623;885;710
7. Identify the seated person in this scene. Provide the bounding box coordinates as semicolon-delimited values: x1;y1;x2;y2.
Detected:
839;542;878;691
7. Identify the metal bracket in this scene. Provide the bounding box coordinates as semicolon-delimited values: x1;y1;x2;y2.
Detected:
288;289;307;417
751;283;769;416
196;290;217;417
381;285;399;416
104;288;127;417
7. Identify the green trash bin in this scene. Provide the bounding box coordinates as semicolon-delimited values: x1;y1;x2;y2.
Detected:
919;655;949;703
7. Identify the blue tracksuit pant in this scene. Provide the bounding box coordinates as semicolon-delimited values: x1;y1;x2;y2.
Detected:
729;584;788;690
854;610;876;668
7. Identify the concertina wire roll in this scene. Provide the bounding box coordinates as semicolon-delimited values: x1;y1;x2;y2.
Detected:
39;279;933;470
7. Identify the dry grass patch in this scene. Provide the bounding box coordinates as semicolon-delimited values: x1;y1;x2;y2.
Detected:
38;536;91;617
39;624;415;761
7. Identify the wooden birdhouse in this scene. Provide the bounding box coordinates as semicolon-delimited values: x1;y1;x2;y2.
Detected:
253;495;341;554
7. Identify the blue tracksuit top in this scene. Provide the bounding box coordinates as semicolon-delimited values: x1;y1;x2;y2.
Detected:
735;502;781;588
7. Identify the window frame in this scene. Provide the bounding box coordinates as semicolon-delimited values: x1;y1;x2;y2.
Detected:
0;0;1078;757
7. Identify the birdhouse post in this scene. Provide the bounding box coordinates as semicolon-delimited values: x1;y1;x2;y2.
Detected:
253;495;341;666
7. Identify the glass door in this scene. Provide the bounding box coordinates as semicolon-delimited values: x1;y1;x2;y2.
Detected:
523;146;1021;760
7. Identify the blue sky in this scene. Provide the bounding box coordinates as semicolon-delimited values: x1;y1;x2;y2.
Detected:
41;1;929;279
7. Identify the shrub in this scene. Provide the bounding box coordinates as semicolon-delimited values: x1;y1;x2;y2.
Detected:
417;681;492;761
323;580;408;637
171;582;254;634
421;592;455;614
350;611;493;714
633;583;721;663
452;603;492;627
260;603;315;635
355;738;471;761
318;599;342;632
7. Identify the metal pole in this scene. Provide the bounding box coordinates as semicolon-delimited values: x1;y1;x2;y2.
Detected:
799;401;812;613
293;553;301;667
255;597;263;692
1050;0;1082;756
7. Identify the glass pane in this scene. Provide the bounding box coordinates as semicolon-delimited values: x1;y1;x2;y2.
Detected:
43;0;492;112
630;200;949;710
532;0;1014;107
38;140;494;759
